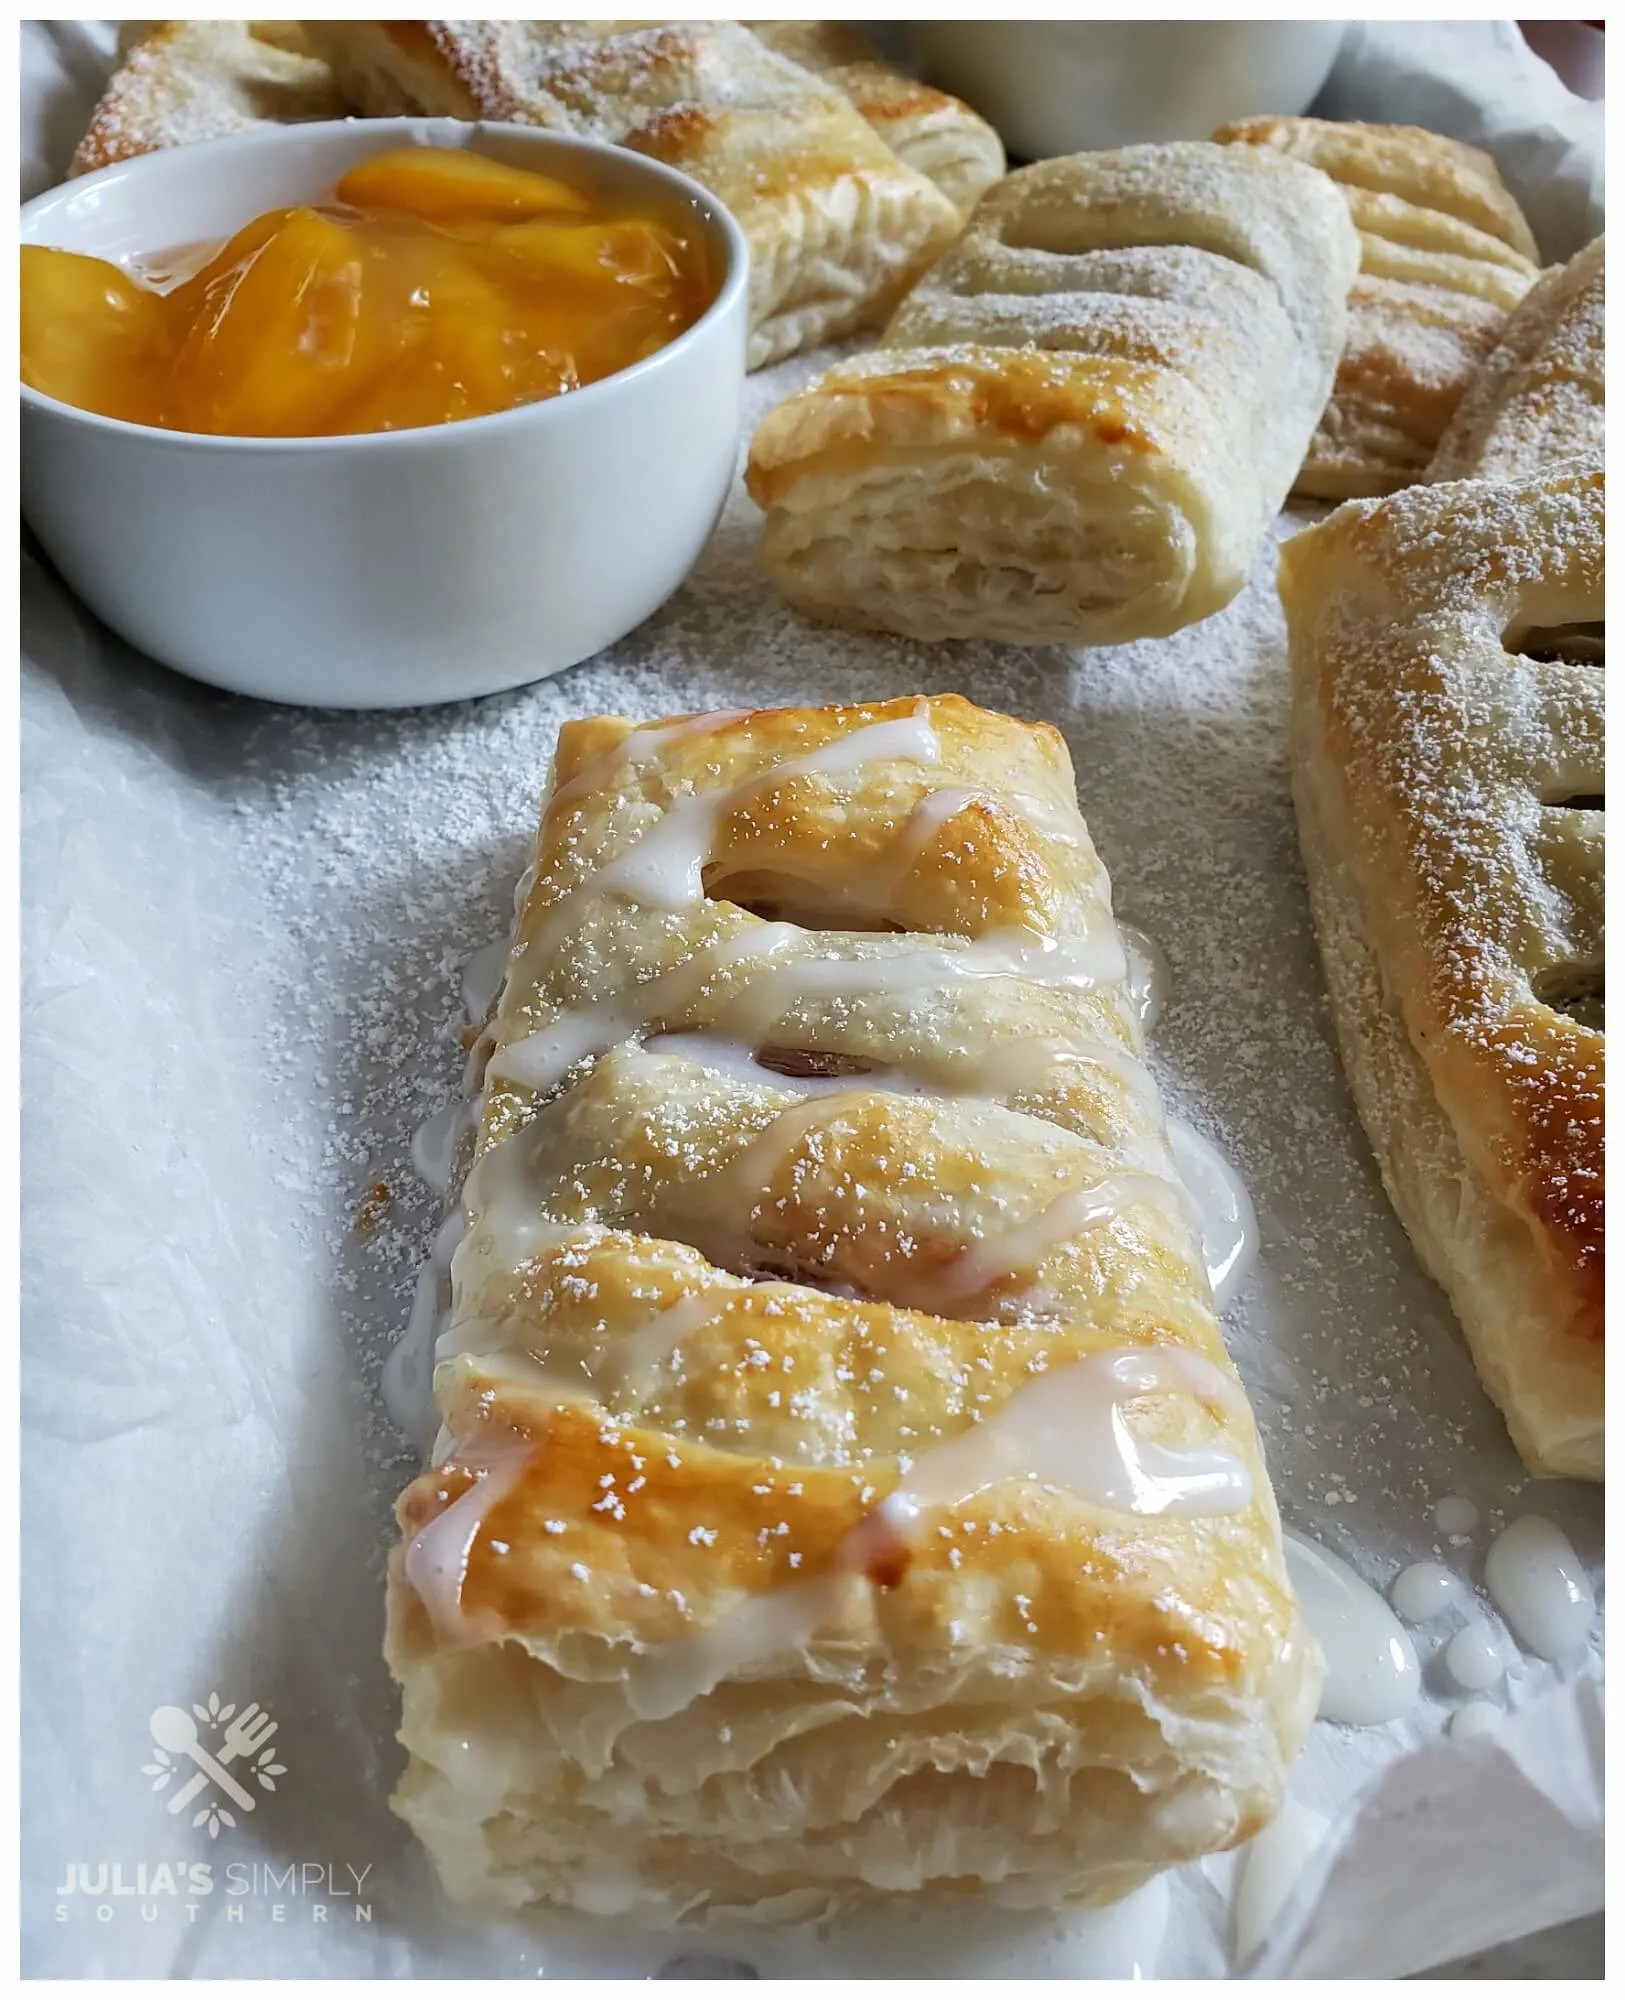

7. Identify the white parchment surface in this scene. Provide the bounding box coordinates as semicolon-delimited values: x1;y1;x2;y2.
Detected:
20;19;1604;1981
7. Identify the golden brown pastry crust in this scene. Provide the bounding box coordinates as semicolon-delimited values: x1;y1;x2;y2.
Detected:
745;143;1358;646
746;20;1004;217
1430;236;1606;483
1281;466;1603;1479
387;694;1316;1922
70;19;347;177
304;19;963;369
1216;115;1541;498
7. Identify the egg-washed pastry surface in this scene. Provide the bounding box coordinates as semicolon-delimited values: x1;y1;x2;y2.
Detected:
746;20;1004;218
1216;115;1541;498
302;19;962;370
1282;465;1603;1481
1430;235;1606;483
390;695;1316;1923
745;143;1358;647
70;20;346;175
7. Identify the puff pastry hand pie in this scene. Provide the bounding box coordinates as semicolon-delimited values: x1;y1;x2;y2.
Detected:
1430;235;1606;483
388;695;1316;1923
70;20;346;176
745;144;1358;648
303;19;962;370
1216;116;1541;498
1282;465;1603;1480
746;21;1004;218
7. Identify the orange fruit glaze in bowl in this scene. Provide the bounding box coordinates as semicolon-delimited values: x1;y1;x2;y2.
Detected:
19;146;720;438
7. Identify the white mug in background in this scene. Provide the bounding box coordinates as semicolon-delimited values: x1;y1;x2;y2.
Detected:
909;21;1346;160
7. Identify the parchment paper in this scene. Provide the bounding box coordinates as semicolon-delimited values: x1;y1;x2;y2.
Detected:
19;18;1604;1980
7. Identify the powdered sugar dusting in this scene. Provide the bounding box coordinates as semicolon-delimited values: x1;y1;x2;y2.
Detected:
71;20;346;176
1429;236;1605;481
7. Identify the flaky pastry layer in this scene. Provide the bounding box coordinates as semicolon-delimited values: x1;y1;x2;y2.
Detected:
1281;467;1604;1478
746;21;1004;218
1216;115;1541;498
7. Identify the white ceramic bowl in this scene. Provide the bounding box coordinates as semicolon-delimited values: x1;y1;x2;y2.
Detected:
910;22;1346;161
20;119;749;709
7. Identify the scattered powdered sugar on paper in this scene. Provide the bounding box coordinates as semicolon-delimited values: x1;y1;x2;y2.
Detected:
21;341;1602;1978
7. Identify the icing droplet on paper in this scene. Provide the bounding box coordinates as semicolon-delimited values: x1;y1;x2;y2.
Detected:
1166;1116;1260;1310
1483;1515;1595;1660
1448;1701;1502;1742
1442;1621;1505;1694
1284;1531;1419;1726
1432;1494;1479;1537
461;938;510;1024
1388;1561;1463;1624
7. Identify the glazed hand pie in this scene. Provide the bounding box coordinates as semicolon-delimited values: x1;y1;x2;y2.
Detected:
70;20;346;176
1430;236;1606;482
387;695;1316;1923
746;21;1004;218
1216;116;1542;498
1282;465;1603;1480
303;19;963;370
745;143;1358;647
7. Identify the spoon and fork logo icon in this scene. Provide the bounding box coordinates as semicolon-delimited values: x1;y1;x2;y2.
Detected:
142;1694;286;1837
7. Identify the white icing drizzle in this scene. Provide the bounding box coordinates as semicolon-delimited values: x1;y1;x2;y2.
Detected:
613;1057;1200;1308
1007;785;1085;845
1232;1795;1331;1967
383;1210;465;1450
587;1288;732;1393
594;706;944;910
864;782;982;904
490;923;802;1095
625;1574;848;1722
548;710;752;813
1442;1621;1506;1694
387;927;512;1449
471;1041;1240;1338
937;1170;1190;1306
625;1343;1251;1720
1388;1561;1465;1624
402;1443;532;1643
714;923;1129;1046
453;1134;574;1294
1165;1118;1260;1310
1119;923;1170;1031
1448;1700;1503;1742
1283;1532;1420;1726
687;1095;841;1274
1483;1515;1596;1661
1432;1493;1480;1538
411;1097;476;1194
971;1029;1159;1113
642;1032;918;1099
460;939;510;1025
383;1264;445;1451
868;1345;1251;1531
